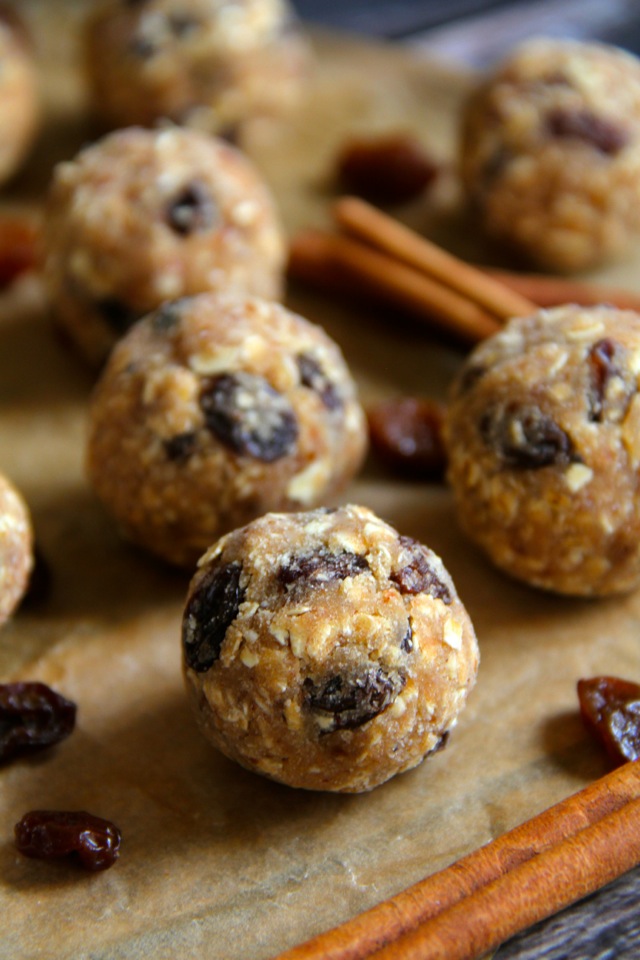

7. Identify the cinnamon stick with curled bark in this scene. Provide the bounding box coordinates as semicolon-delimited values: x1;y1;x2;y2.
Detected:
272;760;640;960
483;267;640;312
332;196;537;321
288;228;501;345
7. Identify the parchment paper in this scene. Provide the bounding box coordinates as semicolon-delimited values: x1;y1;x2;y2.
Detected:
2;4;640;959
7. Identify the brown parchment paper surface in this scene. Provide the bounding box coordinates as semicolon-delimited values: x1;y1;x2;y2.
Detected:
2;3;640;959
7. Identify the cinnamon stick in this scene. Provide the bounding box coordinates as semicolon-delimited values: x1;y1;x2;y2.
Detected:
272;760;640;960
483;267;640;313
333;196;537;321
288;228;501;345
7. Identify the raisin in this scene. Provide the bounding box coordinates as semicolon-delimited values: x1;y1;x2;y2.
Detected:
546;108;628;155
578;676;640;765
586;338;633;423
304;667;405;732
183;562;245;672
400;624;413;653
166;181;217;236
391;536;452;603
336;133;438;205
97;297;139;336
200;372;298;462
297;353;342;411
367;397;447;480
14;810;121;872
480;402;575;469
0;216;39;288
164;431;198;463
152;301;184;333
0;683;76;764
278;549;369;589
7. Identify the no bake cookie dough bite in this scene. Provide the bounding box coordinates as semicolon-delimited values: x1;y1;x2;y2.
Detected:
87;292;367;567
446;304;640;597
42;126;285;366
0;472;33;628
182;505;479;792
84;0;311;134
0;8;39;186
460;38;640;272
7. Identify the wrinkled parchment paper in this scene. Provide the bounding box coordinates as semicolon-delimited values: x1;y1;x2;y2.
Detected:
2;4;640;959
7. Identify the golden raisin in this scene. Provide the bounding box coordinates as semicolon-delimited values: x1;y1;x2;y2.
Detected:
336;133;438;205
367;397;447;479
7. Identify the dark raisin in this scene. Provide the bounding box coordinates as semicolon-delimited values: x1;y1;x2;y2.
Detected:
367;397;447;480
183;562;245;672
14;810;121;871
400;623;413;653
304;667;405;732
200;372;298;462
546;108;628;155
297;353;342;411
164;431;198;463
166;181;217;236
97;297;139;336
278;549;369;588
480;402;575;469
586;338;633;423
578;676;640;765
391;536;452;603
0;683;76;764
152;301;184;333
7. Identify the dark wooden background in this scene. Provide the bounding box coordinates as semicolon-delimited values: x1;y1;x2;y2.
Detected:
289;2;640;958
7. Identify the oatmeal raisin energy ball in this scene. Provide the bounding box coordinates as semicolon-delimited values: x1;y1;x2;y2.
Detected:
84;0;311;134
0;472;33;627
182;505;479;792
42;126;285;366
446;304;640;596
87;292;367;567
460;38;640;272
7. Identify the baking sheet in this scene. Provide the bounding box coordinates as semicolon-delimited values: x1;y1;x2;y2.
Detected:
2;4;640;959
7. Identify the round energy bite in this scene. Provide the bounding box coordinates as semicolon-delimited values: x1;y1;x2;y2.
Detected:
0;472;33;627
460;38;640;272
182;505;479;792
42;126;285;366
84;0;311;134
446;304;640;596
0;10;39;185
86;293;367;567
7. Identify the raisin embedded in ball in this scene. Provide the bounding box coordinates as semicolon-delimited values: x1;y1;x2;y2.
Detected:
297;353;342;410
586;338;634;423
200;372;299;462
546;108;628;155
164;431;198;463
278;549;369;589
304;666;406;732
166;181;217;235
183;562;245;672
391;537;452;603
480;402;575;468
